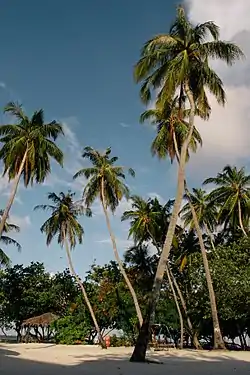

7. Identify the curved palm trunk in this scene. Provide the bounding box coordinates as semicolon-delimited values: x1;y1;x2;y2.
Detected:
168;266;202;349
100;181;143;327
148;231;185;349
166;263;183;348
185;192;225;350
130;81;196;362
0;148;28;240
64;235;106;349
238;200;247;236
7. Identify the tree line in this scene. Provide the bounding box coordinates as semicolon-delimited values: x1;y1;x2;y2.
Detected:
0;5;247;361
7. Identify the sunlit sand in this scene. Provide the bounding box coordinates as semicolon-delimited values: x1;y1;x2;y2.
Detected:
1;343;250;374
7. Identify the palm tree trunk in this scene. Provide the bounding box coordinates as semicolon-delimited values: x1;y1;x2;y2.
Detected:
130;81;196;362
168;266;202;349
204;223;216;252
166;263;183;348
185;192;225;350
238;200;247;236
63;234;106;349
0;148;28;239
100;179;143;327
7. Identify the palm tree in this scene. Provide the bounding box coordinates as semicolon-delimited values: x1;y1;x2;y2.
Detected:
34;191;106;348
180;188;218;250
131;6;243;361
140;97;202;163
73;146;143;327
122;196;186;349
204;165;250;236
0;102;64;240
0;210;21;267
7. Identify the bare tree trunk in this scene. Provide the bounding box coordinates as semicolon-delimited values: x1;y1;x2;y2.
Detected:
100;179;143;327
238;200;247;236
185;191;225;350
166;263;183;348
130;81;196;362
64;235;106;349
168;266;202;349
0;148;28;239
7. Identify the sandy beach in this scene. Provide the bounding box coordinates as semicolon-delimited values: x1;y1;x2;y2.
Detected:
1;344;250;375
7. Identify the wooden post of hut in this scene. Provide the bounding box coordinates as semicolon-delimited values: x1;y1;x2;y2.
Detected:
21;313;59;343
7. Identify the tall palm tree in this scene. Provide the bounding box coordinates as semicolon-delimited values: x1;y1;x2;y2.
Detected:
122;196;188;349
73;146;143;327
34;191;106;348
140;97;203;163
0;102;64;240
204;165;250;236
121;195;174;248
180;188;218;250
131;7;243;361
0;210;21;267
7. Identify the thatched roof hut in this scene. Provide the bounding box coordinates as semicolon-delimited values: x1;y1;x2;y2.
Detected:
22;313;59;327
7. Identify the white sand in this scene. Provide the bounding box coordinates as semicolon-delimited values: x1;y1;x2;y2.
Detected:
1;343;250;374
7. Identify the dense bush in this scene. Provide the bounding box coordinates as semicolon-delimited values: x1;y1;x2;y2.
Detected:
52;315;91;345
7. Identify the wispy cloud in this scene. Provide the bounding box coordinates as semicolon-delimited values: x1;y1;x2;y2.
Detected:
120;122;131;128
9;214;31;230
96;237;133;250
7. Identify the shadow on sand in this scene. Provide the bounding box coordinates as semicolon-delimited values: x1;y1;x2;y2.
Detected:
1;345;250;375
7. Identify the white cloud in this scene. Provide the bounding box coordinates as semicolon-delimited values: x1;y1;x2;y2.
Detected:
147;192;166;204
96;237;133;250
183;0;250;177
120;122;130;128
9;214;31;230
0;173;23;205
0;82;6;89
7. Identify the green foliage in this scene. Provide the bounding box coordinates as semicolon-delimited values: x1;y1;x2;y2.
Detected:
0;263;79;337
34;191;87;248
74;146;135;212
52;313;91;345
0;210;21;267
0;102;64;185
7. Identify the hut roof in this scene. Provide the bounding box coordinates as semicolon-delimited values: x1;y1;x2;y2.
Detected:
22;313;59;327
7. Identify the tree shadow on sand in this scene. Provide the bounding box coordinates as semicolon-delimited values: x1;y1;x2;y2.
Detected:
1;345;250;375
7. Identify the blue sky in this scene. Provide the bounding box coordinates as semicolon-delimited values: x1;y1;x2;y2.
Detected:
0;0;249;277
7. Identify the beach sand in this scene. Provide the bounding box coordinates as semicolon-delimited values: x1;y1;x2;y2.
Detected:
1;343;250;374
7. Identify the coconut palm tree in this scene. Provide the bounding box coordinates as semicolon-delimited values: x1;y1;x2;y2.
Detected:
73;146;143;327
204;165;250;236
180;188;218;250
122;196;202;349
140;97;203;163
0;210;21;267
0;102;64;240
34;191;106;348
131;6;243;361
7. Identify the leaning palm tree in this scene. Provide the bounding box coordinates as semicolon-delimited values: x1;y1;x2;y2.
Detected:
180;188;218;250
204;165;250;236
122;196;200;349
131;6;243;361
73;146;143;326
0;210;21;267
0;102;64;240
34;191;106;348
